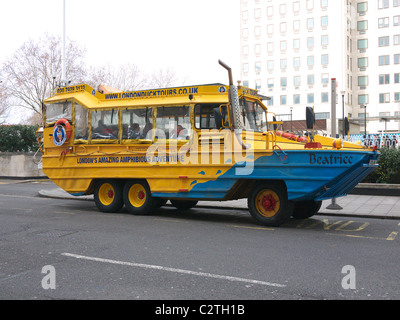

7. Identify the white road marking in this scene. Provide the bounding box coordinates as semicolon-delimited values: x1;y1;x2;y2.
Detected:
62;252;286;288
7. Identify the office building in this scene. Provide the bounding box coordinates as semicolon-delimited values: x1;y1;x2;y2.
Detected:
240;0;400;135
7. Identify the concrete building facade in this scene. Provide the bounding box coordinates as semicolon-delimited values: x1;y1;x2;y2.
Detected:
240;0;400;135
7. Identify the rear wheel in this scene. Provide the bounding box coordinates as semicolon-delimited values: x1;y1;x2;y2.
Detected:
123;180;157;215
94;180;124;213
170;200;198;210
248;182;292;227
292;200;322;219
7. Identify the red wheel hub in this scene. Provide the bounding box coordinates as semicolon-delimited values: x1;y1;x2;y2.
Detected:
107;190;114;198
262;194;276;211
138;190;145;200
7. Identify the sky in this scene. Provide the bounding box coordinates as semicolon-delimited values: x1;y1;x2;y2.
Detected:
0;0;241;86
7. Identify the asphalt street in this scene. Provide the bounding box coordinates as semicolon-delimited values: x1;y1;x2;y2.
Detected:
0;180;399;302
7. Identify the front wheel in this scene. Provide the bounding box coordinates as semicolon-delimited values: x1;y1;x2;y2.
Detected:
292;200;322;219
248;183;292;227
170;200;198;210
94;180;124;213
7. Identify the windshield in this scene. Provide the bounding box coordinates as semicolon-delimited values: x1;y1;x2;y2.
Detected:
241;99;267;132
45;101;72;123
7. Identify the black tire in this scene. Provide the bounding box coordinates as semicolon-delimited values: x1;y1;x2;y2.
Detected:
170;199;198;210
93;179;124;213
123;180;157;215
292;200;322;219
248;182;292;227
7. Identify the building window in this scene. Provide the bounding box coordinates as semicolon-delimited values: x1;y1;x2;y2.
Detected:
378;0;389;9
379;36;390;47
395;0;400;7
357;2;368;15
321;16;328;28
308;56;315;67
308;93;315;104
255;62;261;75
358;94;369;105
395;54;400;64
395;16;400;26
321;54;329;65
293;1;300;13
280;22;287;34
379;74;390;84
281;59;287;70
308;74;315;85
395;73;400;83
321;73;329;84
358;39;368;50
280;40;287;51
293;20;300;32
307;18;314;29
378;17;389;28
294;57;301;68
379;93;390;103
267;60;274;71
359;76;369;86
294;76;301;86
306;0;314;11
321;35;329;46
268;78;274;89
267;42;274;53
395;92;400;101
280;95;287;105
281;77;287;87
294;94;301;104
293;39;300;50
321;0;328;8
321;92;329;103
307;37;314;49
358;57;368;68
394;35;400;45
379;55;390;65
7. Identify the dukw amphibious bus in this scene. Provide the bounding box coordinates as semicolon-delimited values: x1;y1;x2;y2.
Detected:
38;61;379;227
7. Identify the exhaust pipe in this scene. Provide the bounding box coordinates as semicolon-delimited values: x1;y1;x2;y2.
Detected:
218;60;249;149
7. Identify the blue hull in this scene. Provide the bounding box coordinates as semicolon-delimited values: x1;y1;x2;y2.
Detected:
153;150;379;202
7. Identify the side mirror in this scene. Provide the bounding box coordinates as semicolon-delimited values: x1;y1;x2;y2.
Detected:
273;116;278;131
344;117;350;136
306;107;315;130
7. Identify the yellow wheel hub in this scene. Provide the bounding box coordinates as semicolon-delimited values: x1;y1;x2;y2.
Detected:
128;184;146;207
255;189;280;218
98;183;115;206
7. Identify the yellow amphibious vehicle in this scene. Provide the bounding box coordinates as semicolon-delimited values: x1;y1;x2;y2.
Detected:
38;61;379;227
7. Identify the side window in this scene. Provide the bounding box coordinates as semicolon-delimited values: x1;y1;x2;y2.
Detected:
74;103;89;142
45;101;72;124
194;104;229;130
91;109;119;142
122;107;153;140
156;106;191;140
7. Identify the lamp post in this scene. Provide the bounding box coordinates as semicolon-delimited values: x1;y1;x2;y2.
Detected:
290;107;293;132
341;91;345;138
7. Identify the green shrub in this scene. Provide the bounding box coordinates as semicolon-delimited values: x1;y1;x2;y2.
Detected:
364;147;400;184
0;125;39;152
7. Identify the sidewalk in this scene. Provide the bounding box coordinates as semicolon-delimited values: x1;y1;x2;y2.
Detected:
38;186;400;220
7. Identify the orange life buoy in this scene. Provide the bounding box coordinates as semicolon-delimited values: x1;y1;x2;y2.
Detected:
53;119;72;146
55;119;72;141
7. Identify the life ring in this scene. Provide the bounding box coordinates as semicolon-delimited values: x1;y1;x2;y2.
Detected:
53;118;72;146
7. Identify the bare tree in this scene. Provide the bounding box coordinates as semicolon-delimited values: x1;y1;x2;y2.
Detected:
149;68;179;88
0;85;10;124
88;64;148;92
0;34;87;117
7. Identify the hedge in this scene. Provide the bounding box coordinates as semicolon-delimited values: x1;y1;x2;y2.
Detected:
363;147;400;184
0;125;39;152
